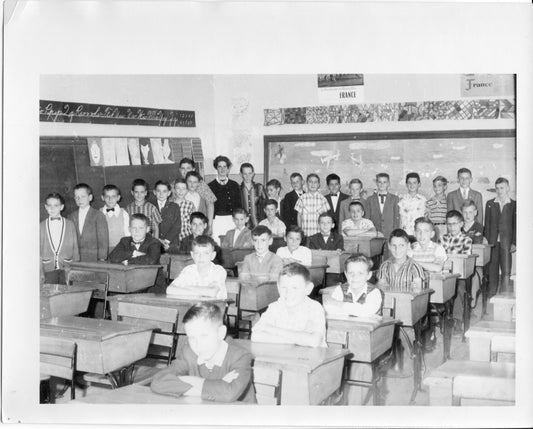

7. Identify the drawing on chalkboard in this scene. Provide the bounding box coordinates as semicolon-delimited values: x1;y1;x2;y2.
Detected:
114;138;130;166
139;138;153;165
161;139;174;164
127;138;141;165
87;138;103;167
274;144;286;164
310;150;340;168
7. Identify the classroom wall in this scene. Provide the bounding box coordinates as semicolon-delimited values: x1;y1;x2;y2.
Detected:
41;74;515;194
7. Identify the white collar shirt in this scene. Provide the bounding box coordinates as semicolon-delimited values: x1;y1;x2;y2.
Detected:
78;206;90;234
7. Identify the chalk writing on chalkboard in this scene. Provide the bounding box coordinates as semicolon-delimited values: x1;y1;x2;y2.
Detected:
39;100;196;127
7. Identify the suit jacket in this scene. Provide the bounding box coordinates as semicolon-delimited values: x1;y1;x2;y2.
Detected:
365;192;400;239
221;228;253;249
484;198;516;247
325;192;350;232
280;190;303;228
108;233;161;265
447;188;483;224
68;207;109;261
307;232;344;251
157;200;181;243
40;217;80;272
338;197;369;228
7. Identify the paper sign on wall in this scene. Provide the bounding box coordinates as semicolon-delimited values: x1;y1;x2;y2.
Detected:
461;74;515;97
317;74;365;105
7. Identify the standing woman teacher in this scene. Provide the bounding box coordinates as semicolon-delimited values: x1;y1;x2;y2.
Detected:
208;155;243;244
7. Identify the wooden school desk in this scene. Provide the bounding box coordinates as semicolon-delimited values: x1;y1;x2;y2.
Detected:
344;235;386;258
465;320;516;362
108;293;231;334
490;292;516;322
446;254;477;341
428;272;460;362
326;314;397;405
160;253;193;281
40;316;155;387
234;339;349;405
40;283;96;319
471;243;493;315
382;288;433;404
310;250;352;274
66;261;163;293
69;383;243;404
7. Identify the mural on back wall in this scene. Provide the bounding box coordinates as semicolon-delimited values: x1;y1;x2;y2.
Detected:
264;99;514;126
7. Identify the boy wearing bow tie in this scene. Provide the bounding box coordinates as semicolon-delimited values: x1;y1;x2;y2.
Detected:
40;192;80;284
108;213;161;266
325;173;349;232
100;184;130;253
365;173;400;240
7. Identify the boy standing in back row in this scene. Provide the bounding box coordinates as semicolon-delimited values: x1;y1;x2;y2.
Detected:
447;168;483;224
295;173;330;239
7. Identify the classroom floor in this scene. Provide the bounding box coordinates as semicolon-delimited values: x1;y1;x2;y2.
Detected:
51;299;498;407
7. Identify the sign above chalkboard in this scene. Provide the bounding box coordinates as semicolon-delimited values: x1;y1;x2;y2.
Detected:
39;100;196;127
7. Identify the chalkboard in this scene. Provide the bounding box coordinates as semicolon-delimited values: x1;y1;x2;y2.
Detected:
40;136;202;221
264;130;516;204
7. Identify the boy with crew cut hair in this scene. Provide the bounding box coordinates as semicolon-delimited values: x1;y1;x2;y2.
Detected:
220;208;253;249
376;229;426;292
171;178;194;241
154;180;181;250
259;199;286;238
325;173;349;232
252;263;327;347
366;173;400;240
126;178;162;239
276;225;312;266
338;178;368;228
265;179;283;214
40;192;80;284
426;176;448;239
398;172;427;236
69;183;109;262
281;172;305;228
447;167;483;224
410;217;447;273
151;302;256;403
166;235;227;299
295;173;330;238
101;184;130;252
239;225;283;284
239;162;267;228
461;199;484;245
307;212;344;251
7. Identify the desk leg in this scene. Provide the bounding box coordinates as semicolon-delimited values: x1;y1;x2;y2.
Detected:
462;277;473;342
442;300;454;362
400;325;422;404
481;265;490;316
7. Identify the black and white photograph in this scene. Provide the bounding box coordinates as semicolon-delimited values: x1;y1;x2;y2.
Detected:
2;1;532;428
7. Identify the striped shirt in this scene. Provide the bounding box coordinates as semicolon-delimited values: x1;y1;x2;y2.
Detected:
438;232;472;255
126;201;162;233
410;241;447;265
377;257;426;292
426;194;447;225
294;192;330;237
176;199;195;239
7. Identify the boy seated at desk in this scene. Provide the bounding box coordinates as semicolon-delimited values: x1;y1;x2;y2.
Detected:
409;217;447;273
239;225;283;284
166;236;227;299
220;208;253;249
151;302;256;403
251;263;327;347
109;214;161;265
323;254;383;318
341;201;376;237
307;212;344;252
167;211;221;264
376;229;426;292
276;225;312;266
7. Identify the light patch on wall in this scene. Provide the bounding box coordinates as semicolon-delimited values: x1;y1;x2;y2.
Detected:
451;145;466;151
390;156;401;161
493;143;504;149
433;154;444;159
349;141;391;150
294;142;316;147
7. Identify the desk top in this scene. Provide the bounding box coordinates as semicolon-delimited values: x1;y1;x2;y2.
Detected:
40;316;155;341
67;261;164;271
111;293;231;307
70;384;242;404
428;272;461;281
233;339;349;373
326;314;397;332
40;284;97;297
382;288;434;298
467;320;516;334
429;360;515;380
490;292;516;303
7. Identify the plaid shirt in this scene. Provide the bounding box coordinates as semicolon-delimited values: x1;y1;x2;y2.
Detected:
438;232;472;255
426;194;447;225
126;201;162;233
176;199;195;239
377;257;426;292
294;192;330;237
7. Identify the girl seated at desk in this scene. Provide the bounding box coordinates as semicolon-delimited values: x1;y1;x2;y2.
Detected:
323;254;383;318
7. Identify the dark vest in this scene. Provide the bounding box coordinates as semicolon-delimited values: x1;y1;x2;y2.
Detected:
339;282;384;315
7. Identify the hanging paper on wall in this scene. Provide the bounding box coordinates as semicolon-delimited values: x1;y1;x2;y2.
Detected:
139;138;154;165
127;138;141;165
114;138;130;166
150;138;165;164
161;138;175;164
101;138;117;166
87;138;104;167
317;74;365;105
